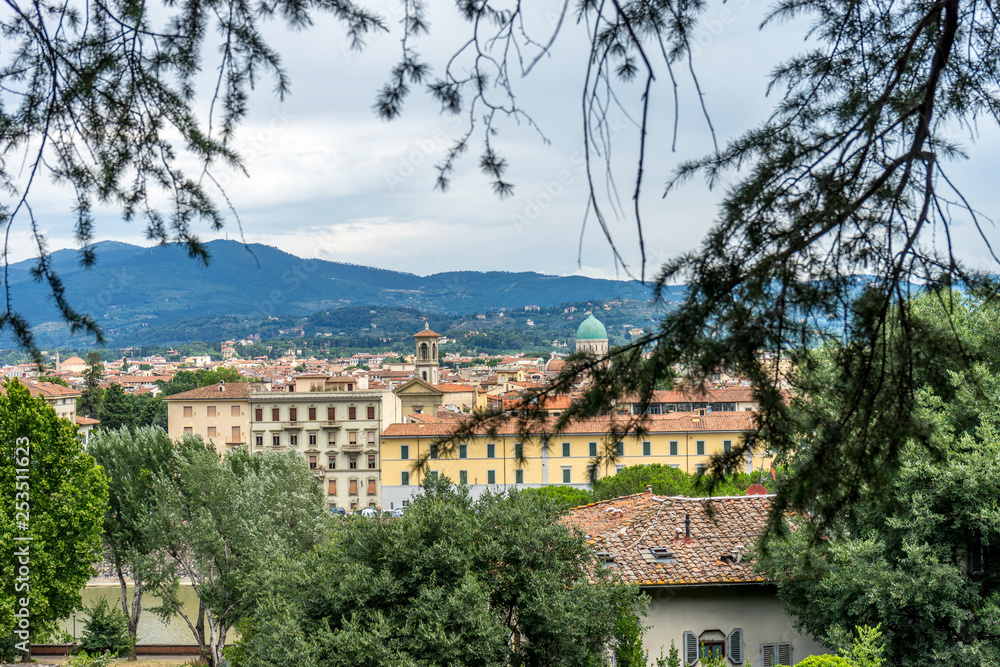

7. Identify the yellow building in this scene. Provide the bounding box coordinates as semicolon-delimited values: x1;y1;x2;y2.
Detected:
380;411;769;508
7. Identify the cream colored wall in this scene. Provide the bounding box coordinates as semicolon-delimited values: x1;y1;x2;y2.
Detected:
165;399;250;455
643;586;828;667
47;396;78;422
249;390;401;510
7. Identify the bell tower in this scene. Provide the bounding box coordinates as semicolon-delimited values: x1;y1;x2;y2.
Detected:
413;322;441;385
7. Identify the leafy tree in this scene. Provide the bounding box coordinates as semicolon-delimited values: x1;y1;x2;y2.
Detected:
515;485;594;511
147;442;330;667
76;598;134;658
230;476;646;667
37;376;68;387
138;364;153;371
155;368;246;398
0;380;108;660
97;384;133;432
78;352;105;418
758;295;1000;666
88;427;178;653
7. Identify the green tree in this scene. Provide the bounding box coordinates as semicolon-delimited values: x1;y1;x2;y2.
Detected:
77;352;105;419
97;384;133;432
147;442;330;667
515;485;594;511
88;427;178;653
230;476;646;667
758;295;1000;666
37;376;68;387
0;380;108;660
76;598;134;658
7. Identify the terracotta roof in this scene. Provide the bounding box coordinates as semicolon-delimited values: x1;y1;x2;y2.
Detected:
434;383;476;393
502;394;572;411
563;493;773;586
76;416;101;426
414;328;441;338
21;380;81;399
381;411;756;438
163;382;263;400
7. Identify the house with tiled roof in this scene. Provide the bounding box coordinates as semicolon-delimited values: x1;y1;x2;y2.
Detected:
563;491;827;667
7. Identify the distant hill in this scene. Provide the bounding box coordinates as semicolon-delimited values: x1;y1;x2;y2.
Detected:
7;240;670;347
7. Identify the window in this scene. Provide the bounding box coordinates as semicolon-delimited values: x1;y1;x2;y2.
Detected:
309;455;317;470
289;434;298;447
348;406;357;420
427;471;439;480
699;642;724;661
367;406;376;420
515;469;524;484
328;480;336;495
616;465;625;474
349;479;358;495
183;406;193;417
368;455;376;469
327;406;336;420
643;441;651;456
328;432;337;445
183;426;193;434
670;440;679;456
207;427;217;438
589;441;598;457
459;443;467;459
232;405;240;417
615;441;624;457
349;431;358;445
696;440;705;456
255;408;263;421
459;470;468;485
487;443;495;458
430;444;439;459
349;454;358;469
308;407;317;421
761;643;792;667
367;431;376;445
562;442;571;457
514;442;523;459
328;455;336;469
207;406;216;417
255;434;263;447
724;439;732;453
232;426;241;443
401;471;410;485
272;408;280;421
696;464;706;474
272;435;280;447
562;467;572;484
400;444;409;460
367;479;376;495
487;470;496;485
289;407;298;421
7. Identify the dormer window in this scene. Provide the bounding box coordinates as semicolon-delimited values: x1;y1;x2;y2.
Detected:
596;551;618;567
650;547;676;563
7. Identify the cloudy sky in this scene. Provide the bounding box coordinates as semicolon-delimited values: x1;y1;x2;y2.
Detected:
10;0;1000;280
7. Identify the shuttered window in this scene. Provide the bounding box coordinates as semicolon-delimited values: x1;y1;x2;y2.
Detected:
367;479;376;495
328;480;336;495
349;479;358;495
308;407;317;420
255;408;263;421
727;628;743;664
761;642;792;667
367;406;376;419
327;406;336;420
683;631;698;666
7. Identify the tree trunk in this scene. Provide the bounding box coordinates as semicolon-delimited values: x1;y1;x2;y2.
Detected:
128;583;143;660
196;598;208;663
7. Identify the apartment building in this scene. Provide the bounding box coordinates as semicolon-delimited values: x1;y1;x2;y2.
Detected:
379;411;770;509
163;382;260;452
248;389;401;511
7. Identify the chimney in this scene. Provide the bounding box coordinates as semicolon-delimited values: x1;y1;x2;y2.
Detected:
218;381;224;392
685;513;691;538
645;485;653;495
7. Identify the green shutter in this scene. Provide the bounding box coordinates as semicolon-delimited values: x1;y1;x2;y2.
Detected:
401;471;409;485
562;442;571;457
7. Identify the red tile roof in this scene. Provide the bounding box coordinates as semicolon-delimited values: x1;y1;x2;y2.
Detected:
381;411;756;438
163;382;263;400
563;493;773;586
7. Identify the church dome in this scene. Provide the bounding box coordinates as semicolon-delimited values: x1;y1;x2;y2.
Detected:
576;314;608;340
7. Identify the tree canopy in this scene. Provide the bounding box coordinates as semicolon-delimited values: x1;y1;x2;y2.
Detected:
0;379;108;659
230;476;646;667
757;293;1000;665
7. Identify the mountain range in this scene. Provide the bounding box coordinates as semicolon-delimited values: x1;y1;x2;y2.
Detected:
9;240;665;347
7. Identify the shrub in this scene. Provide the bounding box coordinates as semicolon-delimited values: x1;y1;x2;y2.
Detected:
77;597;135;657
796;656;853;667
67;650;114;667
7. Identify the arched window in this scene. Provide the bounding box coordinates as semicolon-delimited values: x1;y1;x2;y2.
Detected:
422;371;428;381
420;343;428;360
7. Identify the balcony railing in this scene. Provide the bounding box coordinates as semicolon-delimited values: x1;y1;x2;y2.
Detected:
342;442;362;452
321;421;341;429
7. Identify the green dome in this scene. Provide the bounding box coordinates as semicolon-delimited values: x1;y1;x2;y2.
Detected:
576;314;608;340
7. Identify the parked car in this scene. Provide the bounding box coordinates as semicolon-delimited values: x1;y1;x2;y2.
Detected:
329;507;346;517
359;507;380;518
